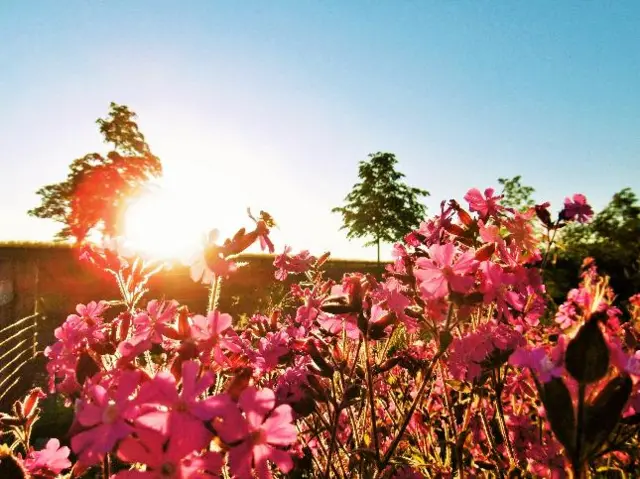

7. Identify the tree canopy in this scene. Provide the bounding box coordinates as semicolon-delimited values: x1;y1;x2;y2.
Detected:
498;175;535;211
332;152;429;262
553;187;640;305
28;103;162;243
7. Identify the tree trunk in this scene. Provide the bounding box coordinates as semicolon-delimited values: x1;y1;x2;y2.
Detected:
376;238;381;266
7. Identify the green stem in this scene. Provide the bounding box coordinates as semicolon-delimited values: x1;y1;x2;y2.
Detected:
479;407;505;479
207;275;222;314
376;349;444;475
492;372;516;468
364;337;381;463
439;361;463;477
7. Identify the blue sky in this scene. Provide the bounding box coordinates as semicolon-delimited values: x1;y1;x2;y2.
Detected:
1;1;638;260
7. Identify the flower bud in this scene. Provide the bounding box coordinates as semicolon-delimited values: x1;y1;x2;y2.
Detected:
118;312;132;341
315;252;331;268
225;368;253;401
474;243;496;261
177;306;191;337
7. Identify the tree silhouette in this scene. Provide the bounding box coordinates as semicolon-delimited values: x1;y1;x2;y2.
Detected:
332;152;429;263
28;103;162;243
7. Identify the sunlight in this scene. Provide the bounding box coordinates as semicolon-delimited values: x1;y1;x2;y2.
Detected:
123;188;209;262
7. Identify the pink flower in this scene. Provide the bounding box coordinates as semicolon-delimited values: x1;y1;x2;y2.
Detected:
316;311;360;339
251;331;291;374
189;230;237;284
136;361;232;452
414;243;478;299
448;322;523;381
464;188;502;218
132;300;179;344
115;428;222;478
218;387;297;479
509;346;564;383
561;194;593;223
71;371;141;465
24;438;71;476
74;301;109;323
190;311;241;366
375;280;416;332
273;246;316;281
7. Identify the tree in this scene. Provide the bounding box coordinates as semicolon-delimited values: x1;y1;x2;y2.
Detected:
498;175;535;211
332;152;429;263
550;188;640;305
29;103;162;243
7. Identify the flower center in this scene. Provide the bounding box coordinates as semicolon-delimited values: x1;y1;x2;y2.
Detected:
161;462;176;477
175;400;188;413
250;427;267;445
102;401;119;424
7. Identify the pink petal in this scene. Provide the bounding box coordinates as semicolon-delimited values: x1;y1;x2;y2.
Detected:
239;387;275;430
228;441;253;479
267;446;294;473
136;409;170;435
253;444;273;479
262;405;297;446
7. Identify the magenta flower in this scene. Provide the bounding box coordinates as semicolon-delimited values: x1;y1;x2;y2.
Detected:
115;428;222;478
218;387;297;479
71;371;141;465
73;301;109;324
136;360;232;452
24;438;71;476
273;246;316;281
132;300;179;344
316;311;360;339
251;331;291;374
414;243;478;299
464;187;502;217
448;322;523;381
561;193;593;223
190;311;241;366
509;346;564;383
375;280;416;332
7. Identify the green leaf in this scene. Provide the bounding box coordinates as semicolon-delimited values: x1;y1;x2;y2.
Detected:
541;377;576;455
565;319;610;384
584;374;632;458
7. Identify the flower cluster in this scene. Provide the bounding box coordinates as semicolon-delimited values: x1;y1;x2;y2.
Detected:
7;188;640;478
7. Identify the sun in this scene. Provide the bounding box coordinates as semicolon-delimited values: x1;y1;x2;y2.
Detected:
123;189;208;261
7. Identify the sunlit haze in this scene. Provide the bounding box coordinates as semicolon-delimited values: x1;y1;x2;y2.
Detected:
1;2;638;260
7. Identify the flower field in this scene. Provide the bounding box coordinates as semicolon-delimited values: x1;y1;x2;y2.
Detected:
2;188;640;478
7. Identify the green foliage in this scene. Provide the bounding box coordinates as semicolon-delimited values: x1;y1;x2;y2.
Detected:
28;103;162;243
554;188;640;303
332;152;429;261
497;175;535;211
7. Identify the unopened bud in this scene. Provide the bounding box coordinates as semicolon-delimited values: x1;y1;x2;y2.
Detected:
474;243;496;261
225;368;253;401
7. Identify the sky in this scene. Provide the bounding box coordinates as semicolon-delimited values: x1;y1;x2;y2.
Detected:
1;1;639;260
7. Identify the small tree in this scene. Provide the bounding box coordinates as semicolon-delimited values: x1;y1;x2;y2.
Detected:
332;152;429;263
29;103;162;243
498;175;535;211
